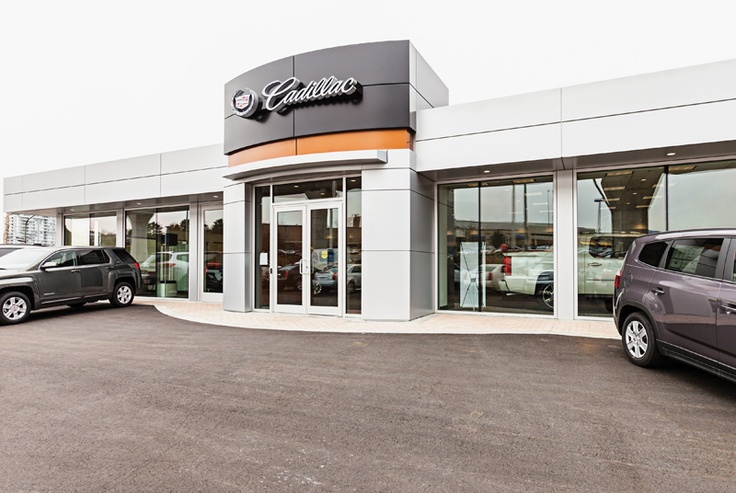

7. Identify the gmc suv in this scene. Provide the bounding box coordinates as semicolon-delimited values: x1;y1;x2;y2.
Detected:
0;246;142;325
613;229;736;382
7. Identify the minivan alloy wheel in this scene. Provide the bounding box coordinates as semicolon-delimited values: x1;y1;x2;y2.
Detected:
622;312;664;367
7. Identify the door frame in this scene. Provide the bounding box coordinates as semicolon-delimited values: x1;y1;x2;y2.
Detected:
271;199;344;316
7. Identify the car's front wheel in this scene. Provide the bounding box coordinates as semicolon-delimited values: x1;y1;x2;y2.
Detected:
0;292;31;324
110;281;135;308
622;312;664;367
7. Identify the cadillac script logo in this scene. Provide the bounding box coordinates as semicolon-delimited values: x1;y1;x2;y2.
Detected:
231;75;362;119
231;88;260;118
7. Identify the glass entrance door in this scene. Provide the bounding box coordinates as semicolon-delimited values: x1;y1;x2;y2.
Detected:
272;202;342;316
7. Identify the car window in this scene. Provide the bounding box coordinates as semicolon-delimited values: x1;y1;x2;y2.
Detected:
180;254;189;262
77;249;109;266
112;248;137;264
664;238;723;279
44;251;76;268
638;241;668;267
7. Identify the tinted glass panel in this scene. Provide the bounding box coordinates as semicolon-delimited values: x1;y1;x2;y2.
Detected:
638;241;668;267
439;177;554;315
664;238;723;279
78;249;108;265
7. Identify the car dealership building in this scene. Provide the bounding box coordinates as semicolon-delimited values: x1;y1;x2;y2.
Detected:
5;40;736;321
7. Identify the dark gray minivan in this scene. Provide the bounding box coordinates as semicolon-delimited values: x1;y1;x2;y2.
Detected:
613;229;736;382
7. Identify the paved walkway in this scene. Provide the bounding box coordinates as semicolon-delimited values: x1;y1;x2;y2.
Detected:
136;299;619;339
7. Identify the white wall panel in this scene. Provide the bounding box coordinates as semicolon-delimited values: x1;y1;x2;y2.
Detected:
410;191;434;254
22;167;86;192
223;252;247;312
410;251;434;319
4;193;23;213
562;60;736;121
161;144;226;174
362;250;410;321
362;189;411;251
161;168;227;197
223;182;245;204
4;176;22;194
85;176;161;204
416;124;562;171
22;187;85;210
223;199;246;253
85;154;160;184
416;89;560;142
562;99;736;157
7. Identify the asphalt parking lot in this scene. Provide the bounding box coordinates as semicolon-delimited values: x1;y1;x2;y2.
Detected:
2;304;736;492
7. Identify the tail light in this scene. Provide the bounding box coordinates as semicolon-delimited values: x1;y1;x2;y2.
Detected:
502;256;512;275
613;269;622;289
134;262;140;270
332;271;338;280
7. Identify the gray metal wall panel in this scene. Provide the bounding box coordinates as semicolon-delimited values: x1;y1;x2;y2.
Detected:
415;50;449;108
293;84;411;137
224;109;295;154
224;57;294;118
294;40;410;86
161;168;226;197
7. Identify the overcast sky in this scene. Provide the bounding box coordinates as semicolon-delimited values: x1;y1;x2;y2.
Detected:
2;0;736;196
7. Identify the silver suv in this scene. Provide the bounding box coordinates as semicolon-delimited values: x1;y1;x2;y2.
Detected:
613;229;736;382
0;246;142;325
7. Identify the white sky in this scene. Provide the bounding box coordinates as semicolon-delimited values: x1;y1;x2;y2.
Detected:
2;0;736;201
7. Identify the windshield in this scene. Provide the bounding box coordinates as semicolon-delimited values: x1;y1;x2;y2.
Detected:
0;248;54;270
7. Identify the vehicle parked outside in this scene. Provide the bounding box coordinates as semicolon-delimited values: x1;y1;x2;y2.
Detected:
613;229;736;382
0;246;142;324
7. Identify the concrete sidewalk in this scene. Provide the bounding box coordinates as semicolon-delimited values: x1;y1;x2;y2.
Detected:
136;299;620;339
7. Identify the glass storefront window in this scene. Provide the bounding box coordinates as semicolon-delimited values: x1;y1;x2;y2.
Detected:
255;187;271;309
439;177;554;315
64;213;116;246
576;160;736;317
126;207;189;299
203;209;223;294
346;177;361;314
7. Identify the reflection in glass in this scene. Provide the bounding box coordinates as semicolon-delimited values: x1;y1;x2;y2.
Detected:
439;177;554;315
64;213;117;246
203;209;223;293
346;178;361;314
576;160;736;317
310;208;339;308
125;207;189;299
255;187;271;309
276;210;303;306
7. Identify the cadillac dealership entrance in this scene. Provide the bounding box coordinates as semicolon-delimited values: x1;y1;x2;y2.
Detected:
5;40;736;322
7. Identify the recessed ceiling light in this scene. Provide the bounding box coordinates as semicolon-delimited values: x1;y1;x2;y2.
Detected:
666;152;677;157
483;170;490;174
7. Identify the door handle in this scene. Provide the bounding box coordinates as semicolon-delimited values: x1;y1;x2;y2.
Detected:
651;287;665;295
299;259;309;275
721;303;736;315
587;262;602;267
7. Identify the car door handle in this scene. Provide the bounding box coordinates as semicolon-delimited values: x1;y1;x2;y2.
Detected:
587;262;603;267
721;303;736;315
651;287;665;295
